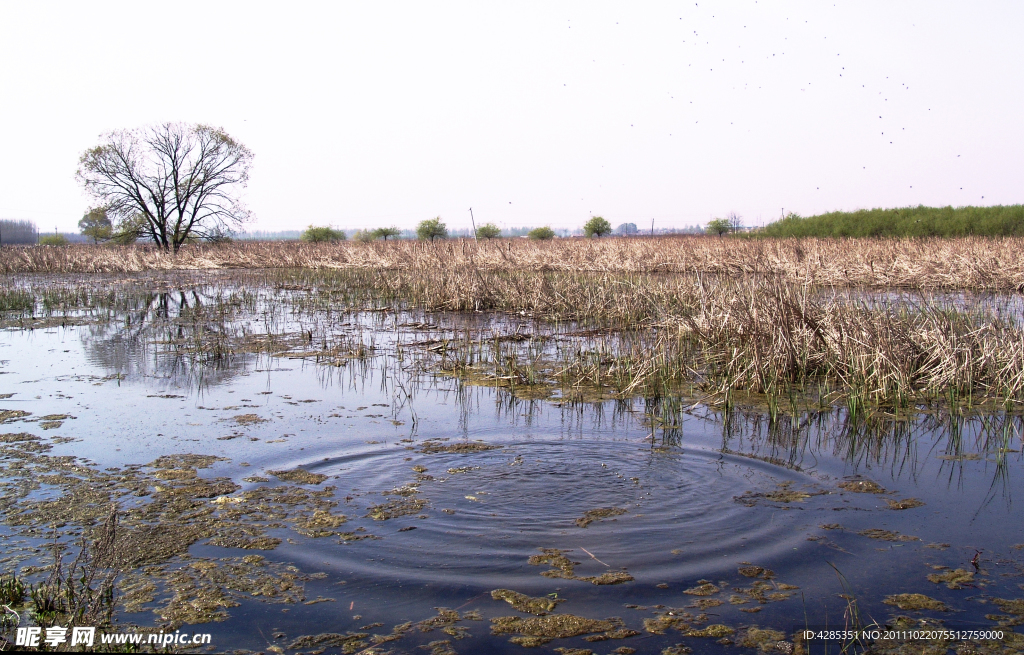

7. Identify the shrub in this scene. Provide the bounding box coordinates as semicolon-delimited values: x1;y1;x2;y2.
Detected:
476;223;501;239
583;216;612;238
301;225;346;242
706;218;732;236
760;205;1024;238
528;226;555;240
352;229;375;243
372;227;401;241
38;233;69;246
416;217;448;242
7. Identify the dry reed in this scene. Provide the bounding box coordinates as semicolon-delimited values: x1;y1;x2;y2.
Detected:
4;236;1024;290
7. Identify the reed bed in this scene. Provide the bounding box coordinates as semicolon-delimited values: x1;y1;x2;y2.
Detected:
4;236;1024;290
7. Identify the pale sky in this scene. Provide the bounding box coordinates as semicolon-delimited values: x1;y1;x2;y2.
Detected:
1;1;1022;234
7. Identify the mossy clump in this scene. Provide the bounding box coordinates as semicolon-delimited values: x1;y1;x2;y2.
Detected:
207;535;282;550
886;498;925;510
575;507;627;528
858;528;920;542
491;588;564;615
883;594;949;611
735;481;822;506
643;615;691;635
739;627;788;652
418;440;500;455
268;468;328;485
0;410;31;423
232;413;267;425
292;509;348;537
286;632;370;652
527;548;633;585
738;565;774;579
661;646;692;655
926;568;974;589
491;614;623;646
588;571;634;585
0;432;40;443
682;624;734;638
683;582;719;596
838;479;886;493
366;498;427;520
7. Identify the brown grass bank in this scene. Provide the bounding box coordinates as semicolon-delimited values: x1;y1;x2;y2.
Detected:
3;236;1024;290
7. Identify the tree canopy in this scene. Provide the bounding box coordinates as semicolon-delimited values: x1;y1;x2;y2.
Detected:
583;216;612;237
78;207;112;243
372;227;401;241
301;225;346;242
476;223;501;239
417;217;448;241
76;122;253;252
706;218;732;236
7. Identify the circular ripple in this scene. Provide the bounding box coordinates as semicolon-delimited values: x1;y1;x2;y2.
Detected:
291;439;819;590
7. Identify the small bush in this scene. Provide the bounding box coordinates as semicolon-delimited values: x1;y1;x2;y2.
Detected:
352;229;375;243
38;234;69;246
301;225;346;242
528;226;555;240
476;223;501;239
583;216;612;238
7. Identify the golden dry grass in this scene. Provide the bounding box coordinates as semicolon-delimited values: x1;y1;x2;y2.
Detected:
3;236;1024;290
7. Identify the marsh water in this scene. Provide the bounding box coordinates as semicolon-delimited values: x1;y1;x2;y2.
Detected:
1;272;1023;654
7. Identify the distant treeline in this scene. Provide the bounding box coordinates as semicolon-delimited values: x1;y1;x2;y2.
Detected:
760;205;1024;238
0;219;39;244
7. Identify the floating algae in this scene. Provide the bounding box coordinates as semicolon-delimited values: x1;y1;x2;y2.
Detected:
683;582;719;596
886;498;925;510
575;507;627;528
0;410;31;423
735;481;823;506
643;614;692;635
883;594;949;611
420;640;458;655
418;440;501;455
738;565;775;579
682;624;734;638
268;468;328;485
858;529;920;542
490;614;624;647
292;509;348;537
286;632;370;653
838;479;886;494
738;627;789;653
527;548;634;585
232;413;267;425
416;607;478;639
446;466;479;474
366;498;428;520
491;588;565;615
926;568;975;589
207;535;282;550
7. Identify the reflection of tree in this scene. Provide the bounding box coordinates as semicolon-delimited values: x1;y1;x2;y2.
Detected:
79;290;251;391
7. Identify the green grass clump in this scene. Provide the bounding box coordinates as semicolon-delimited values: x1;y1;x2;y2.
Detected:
761;205;1024;238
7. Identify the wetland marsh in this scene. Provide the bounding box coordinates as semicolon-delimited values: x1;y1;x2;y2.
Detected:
1;250;1024;654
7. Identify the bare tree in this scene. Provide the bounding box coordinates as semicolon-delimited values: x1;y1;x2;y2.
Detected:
76;123;253;252
727;211;743;233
